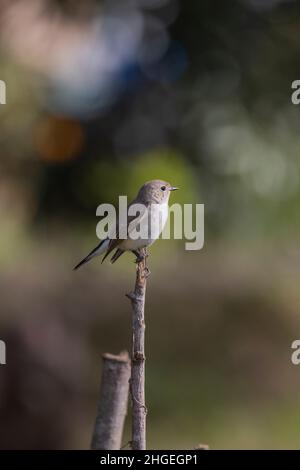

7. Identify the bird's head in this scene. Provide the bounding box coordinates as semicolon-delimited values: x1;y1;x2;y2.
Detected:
137;180;179;204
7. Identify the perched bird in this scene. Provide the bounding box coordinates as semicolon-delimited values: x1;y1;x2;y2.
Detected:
74;180;178;269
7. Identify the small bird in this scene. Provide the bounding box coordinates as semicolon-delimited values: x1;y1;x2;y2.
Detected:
74;180;178;269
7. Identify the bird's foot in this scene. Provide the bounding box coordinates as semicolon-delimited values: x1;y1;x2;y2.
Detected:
132;249;146;264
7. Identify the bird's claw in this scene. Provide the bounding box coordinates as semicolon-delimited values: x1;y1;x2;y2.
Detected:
133;249;146;263
134;255;145;264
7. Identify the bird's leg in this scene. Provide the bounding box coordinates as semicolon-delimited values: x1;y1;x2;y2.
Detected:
132;249;146;264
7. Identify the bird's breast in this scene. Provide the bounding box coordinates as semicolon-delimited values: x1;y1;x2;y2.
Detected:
147;202;169;241
120;202;169;250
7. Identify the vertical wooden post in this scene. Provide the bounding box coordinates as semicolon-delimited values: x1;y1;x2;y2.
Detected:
91;352;131;450
126;251;148;450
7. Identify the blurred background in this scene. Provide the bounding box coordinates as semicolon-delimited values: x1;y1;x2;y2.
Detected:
1;0;300;449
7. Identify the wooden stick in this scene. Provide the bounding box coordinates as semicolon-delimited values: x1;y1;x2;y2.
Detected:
126;249;149;450
91;351;131;450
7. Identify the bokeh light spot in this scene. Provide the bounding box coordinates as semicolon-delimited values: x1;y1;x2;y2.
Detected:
34;116;84;163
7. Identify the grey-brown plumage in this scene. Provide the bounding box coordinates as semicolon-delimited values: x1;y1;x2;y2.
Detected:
74;180;178;269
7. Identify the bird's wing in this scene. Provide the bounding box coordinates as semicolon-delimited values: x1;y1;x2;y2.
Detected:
101;200;149;262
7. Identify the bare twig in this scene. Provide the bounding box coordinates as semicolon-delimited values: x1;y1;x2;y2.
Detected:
91;351;131;450
126;248;148;450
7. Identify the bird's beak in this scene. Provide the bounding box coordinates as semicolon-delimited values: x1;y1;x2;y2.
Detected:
170;186;179;191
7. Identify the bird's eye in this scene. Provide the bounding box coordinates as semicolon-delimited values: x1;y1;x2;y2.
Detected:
161;186;166;191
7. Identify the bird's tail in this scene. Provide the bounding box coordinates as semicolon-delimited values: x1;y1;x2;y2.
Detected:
73;239;109;270
110;248;124;264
